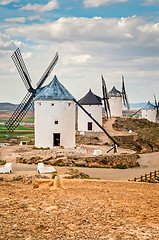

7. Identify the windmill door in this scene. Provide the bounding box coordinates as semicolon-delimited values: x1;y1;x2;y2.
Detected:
53;133;60;146
88;122;92;131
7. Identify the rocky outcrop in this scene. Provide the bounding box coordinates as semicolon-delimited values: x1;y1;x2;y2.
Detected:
16;151;137;168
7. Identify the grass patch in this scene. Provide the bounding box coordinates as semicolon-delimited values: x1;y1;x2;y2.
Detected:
32;146;50;150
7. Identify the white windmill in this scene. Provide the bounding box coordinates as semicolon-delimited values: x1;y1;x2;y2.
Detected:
141;101;157;122
34;75;76;149
78;89;102;132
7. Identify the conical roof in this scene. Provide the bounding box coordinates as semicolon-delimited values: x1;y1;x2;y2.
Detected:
78;89;102;105
108;86;122;97
142;101;155;110
34;75;74;101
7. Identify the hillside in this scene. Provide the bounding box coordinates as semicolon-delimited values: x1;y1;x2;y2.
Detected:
0;102;18;111
113;118;159;153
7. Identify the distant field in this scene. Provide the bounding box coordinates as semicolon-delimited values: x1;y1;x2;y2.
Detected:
0;111;34;123
0;104;34;143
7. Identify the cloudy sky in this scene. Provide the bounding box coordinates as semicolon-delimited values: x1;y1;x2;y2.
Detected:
0;0;159;104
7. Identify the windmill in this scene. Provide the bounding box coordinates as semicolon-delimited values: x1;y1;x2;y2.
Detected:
101;75;130;118
131;95;159;122
5;48;58;132
74;98;119;153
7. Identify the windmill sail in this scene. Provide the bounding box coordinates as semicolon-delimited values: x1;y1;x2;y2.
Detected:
12;48;33;91
154;94;159;115
5;92;34;131
6;49;58;132
101;75;111;118
122;75;130;110
37;52;59;89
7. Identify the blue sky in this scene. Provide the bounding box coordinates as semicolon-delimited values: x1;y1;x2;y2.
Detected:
0;0;159;103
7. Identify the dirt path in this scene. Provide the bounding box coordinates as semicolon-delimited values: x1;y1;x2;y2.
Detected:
1;145;159;181
72;152;159;181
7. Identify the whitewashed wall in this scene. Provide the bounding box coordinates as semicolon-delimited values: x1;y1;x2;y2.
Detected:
108;97;122;117
34;100;75;148
78;105;102;132
141;109;156;123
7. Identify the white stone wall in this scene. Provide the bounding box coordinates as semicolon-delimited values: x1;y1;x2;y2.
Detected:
34;100;75;149
108;97;122;117
78;105;102;132
141;109;156;123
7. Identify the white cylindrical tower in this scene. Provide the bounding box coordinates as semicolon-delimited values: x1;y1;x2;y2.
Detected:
108;87;122;117
141;101;156;123
78;89;102;132
34;75;75;149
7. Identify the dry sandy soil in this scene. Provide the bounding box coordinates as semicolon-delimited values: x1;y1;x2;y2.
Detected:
0;179;159;240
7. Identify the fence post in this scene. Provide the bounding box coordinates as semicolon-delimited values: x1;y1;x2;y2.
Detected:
141;175;143;182
145;174;147;181
154;171;157;179
134;177;136;182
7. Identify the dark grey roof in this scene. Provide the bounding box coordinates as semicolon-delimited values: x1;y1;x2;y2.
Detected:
143;101;155;110
78;89;102;105
34;75;74;101
108;86;122;97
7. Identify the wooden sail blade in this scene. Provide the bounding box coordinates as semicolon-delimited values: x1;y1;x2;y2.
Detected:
5;92;34;132
101;75;111;118
122;75;130;110
36;52;59;89
154;94;159;115
12;48;33;92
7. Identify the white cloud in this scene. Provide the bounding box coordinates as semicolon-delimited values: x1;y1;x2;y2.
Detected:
0;33;16;50
22;51;32;60
84;0;128;8
0;0;18;5
5;16;147;44
20;0;59;12
2;16;159;103
28;15;40;21
4;17;26;23
4;16;41;23
142;0;159;5
63;54;93;65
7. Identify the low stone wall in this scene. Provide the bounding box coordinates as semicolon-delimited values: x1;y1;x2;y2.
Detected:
16;152;138;168
114;134;138;144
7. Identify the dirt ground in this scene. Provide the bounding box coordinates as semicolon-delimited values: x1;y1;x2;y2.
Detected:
0;179;159;240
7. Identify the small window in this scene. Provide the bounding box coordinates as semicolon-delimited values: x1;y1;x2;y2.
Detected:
68;103;71;106
55;121;58;124
51;103;54;106
38;102;41;106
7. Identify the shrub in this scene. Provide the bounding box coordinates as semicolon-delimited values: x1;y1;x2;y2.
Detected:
101;158;108;165
52;173;57;179
114;163;128;169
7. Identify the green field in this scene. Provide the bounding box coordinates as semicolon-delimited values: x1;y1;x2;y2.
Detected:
0;109;34;143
